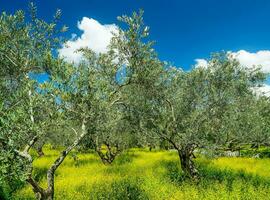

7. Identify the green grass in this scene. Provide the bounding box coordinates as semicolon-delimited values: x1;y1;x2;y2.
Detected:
11;148;270;200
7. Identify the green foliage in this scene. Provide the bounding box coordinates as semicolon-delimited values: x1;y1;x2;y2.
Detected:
0;3;67;197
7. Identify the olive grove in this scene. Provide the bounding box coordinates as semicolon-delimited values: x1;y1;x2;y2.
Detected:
0;4;270;200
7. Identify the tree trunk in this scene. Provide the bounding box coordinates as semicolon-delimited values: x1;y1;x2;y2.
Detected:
177;144;199;180
37;145;45;157
96;143;121;165
34;191;52;200
27;176;53;200
26;119;88;200
45;118;87;199
96;148;117;164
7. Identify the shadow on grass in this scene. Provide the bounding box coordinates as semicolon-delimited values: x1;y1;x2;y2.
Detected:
0;179;26;200
89;178;149;200
65;156;98;167
161;159;270;191
114;152;140;165
198;164;270;190
160;160;186;183
32;166;61;182
102;152;142;175
33;167;48;182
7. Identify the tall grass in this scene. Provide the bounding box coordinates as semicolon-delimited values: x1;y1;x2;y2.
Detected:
11;148;270;200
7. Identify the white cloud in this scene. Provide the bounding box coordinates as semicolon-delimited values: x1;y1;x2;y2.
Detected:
194;59;208;68
194;50;270;97
253;84;270;97
231;50;270;73
195;50;270;73
58;17;118;63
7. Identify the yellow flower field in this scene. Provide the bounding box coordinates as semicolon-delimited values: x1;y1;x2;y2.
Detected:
13;148;270;200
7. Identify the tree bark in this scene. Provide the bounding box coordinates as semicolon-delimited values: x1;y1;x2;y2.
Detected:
25;119;88;200
37;144;45;157
27;177;51;200
45;118;87;199
96;143;121;165
177;144;199;180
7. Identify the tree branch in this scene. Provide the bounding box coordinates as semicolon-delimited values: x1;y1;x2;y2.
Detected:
23;135;38;153
47;118;88;191
27;176;45;195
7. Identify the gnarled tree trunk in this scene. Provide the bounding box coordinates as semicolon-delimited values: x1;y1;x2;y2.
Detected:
96;143;121;165
36;144;45;157
24;119;88;200
177;144;199;180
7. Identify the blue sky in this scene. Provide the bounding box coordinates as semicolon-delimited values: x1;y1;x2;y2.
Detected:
1;0;270;91
0;0;270;96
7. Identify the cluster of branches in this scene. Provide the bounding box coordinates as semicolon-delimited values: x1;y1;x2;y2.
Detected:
0;4;269;200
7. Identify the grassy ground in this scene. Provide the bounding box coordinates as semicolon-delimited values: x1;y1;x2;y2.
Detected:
12;147;270;200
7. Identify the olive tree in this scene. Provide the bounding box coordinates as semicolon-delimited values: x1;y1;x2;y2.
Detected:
200;54;267;152
226;95;270;151
149;54;266;179
140;67;208;179
0;4;86;200
109;10;166;146
109;10;204;177
64;47;135;164
111;10;268;179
